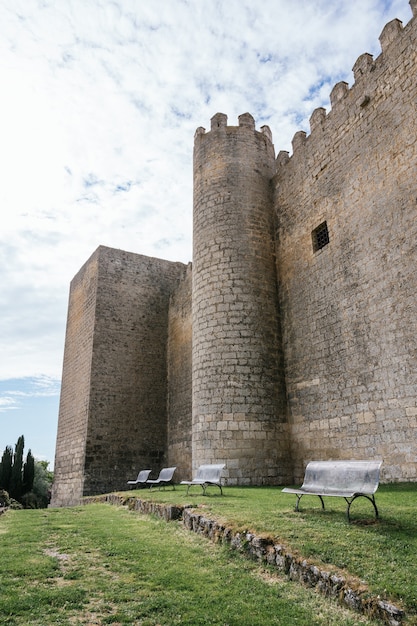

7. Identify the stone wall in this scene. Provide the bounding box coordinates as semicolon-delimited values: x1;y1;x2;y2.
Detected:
274;9;417;482
51;246;187;505
166;263;193;481
51;250;99;507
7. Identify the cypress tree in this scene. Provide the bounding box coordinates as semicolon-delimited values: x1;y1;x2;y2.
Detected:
0;445;13;491
9;435;24;501
23;449;35;495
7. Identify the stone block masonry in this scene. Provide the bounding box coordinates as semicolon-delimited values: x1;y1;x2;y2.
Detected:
51;246;187;506
166;263;193;480
51;251;99;507
192;113;291;485
274;4;417;482
52;1;417;506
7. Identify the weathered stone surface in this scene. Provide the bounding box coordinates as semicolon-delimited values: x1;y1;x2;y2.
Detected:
167;264;193;480
51;247;187;506
274;7;417;483
192;113;290;485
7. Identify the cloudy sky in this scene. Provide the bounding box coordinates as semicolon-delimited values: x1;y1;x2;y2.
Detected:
0;0;412;467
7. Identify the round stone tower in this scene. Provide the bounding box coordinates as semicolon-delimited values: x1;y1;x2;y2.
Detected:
192;112;290;485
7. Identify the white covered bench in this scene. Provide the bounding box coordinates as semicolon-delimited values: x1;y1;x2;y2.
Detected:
282;460;382;522
180;464;225;495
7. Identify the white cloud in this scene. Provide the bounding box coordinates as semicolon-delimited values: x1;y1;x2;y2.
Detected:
0;375;60;408
0;0;412;386
0;396;17;411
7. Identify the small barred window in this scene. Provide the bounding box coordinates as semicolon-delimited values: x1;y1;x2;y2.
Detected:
312;221;329;252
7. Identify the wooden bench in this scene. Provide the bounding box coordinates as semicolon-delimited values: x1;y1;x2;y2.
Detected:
180;464;226;495
282;460;382;522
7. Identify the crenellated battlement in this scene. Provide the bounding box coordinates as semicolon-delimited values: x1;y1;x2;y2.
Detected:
195;112;273;144
277;2;416;167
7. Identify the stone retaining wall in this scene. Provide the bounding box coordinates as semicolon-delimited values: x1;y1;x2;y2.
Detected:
83;495;405;626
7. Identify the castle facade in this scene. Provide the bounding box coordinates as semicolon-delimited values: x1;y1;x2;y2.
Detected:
52;2;417;507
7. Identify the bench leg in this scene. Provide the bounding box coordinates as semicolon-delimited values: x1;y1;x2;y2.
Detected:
208;483;223;495
295;494;325;512
202;483;223;496
185;484;205;496
185;483;223;496
345;495;379;523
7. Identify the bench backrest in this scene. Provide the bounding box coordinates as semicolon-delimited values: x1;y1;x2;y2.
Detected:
136;469;152;482
195;464;225;482
302;460;382;494
157;467;177;481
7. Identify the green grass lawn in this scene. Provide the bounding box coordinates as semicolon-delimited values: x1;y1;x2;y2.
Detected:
0;504;379;626
0;483;415;625
115;482;417;621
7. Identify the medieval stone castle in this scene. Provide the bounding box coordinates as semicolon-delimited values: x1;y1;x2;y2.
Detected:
52;1;417;507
